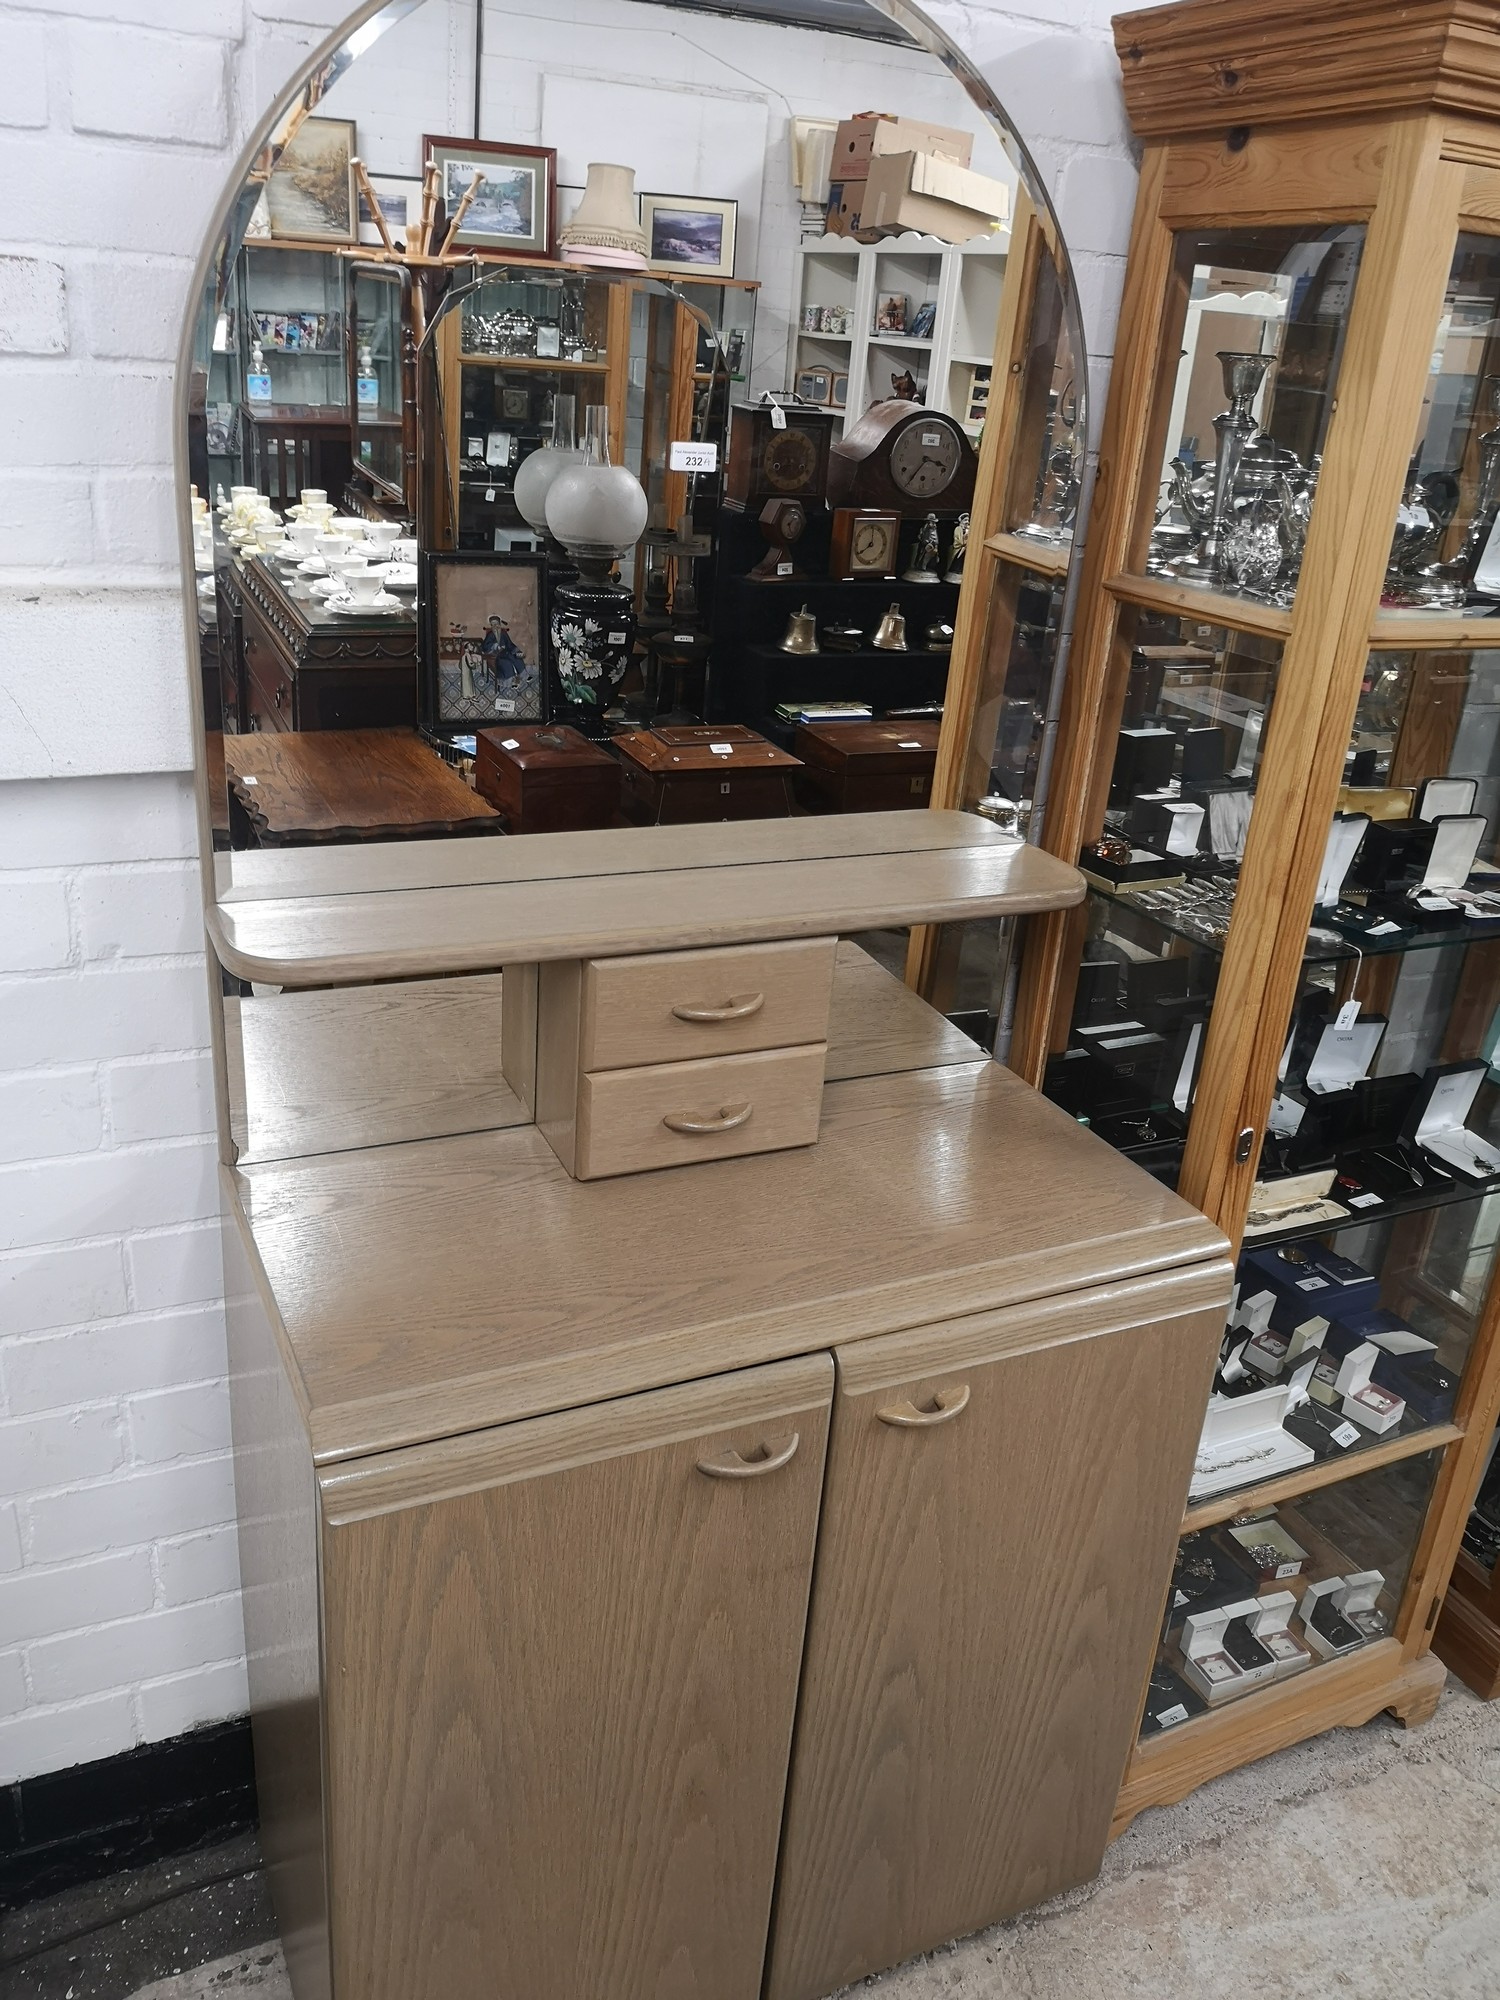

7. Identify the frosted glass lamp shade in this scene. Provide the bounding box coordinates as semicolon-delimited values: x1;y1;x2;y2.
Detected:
514;445;583;532
545;460;648;559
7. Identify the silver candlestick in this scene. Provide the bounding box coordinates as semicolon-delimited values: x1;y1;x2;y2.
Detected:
1181;349;1274;587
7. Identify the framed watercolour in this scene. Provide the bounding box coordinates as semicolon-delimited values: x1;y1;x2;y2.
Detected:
424;136;556;259
639;193;737;278
420;551;548;732
358;173;422;248
267;116;356;244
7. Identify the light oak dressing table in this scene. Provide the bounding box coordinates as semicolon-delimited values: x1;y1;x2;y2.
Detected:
213;812;1231;2000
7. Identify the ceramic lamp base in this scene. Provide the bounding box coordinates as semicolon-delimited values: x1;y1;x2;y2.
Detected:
549;565;637;738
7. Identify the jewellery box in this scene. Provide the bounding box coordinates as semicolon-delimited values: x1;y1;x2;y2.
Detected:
1402;1062;1500;1182
1299;1577;1366;1659
1368;1327;1459;1423
1226;1516;1309;1581
1334;1344;1407;1434
1180;1598;1279;1703
1190;1385;1314;1500
1252;1589;1314;1680
1313;811;1370;907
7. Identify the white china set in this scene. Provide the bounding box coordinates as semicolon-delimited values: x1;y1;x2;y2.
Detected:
210;484;415;612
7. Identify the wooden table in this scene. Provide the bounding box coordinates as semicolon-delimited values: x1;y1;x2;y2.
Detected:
222;729;501;847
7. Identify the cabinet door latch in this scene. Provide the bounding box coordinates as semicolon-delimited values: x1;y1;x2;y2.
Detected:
1234;1127;1256;1165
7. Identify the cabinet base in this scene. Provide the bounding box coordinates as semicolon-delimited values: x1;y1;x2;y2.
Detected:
1435;1572;1500;1700
1111;1642;1448;1838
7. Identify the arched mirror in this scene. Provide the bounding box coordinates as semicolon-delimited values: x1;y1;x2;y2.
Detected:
180;0;1087;1012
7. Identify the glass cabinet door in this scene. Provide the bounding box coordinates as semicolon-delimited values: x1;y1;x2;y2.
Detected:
350;262;410;506
240;245;348;413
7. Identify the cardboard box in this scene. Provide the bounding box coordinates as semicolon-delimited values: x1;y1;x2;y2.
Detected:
825;180;868;238
832;113;973;177
862;150;1010;244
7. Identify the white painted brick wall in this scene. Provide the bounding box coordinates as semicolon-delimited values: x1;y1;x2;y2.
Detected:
0;0;1137;1785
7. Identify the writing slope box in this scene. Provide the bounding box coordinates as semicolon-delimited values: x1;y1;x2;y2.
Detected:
862;150;1010;244
1109;726;1175;808
474;725;619;836
612;725;800;828
1403;1061;1500;1182
791;719;938;814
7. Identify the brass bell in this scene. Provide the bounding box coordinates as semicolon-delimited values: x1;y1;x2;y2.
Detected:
872;602;907;651
780;604;819;654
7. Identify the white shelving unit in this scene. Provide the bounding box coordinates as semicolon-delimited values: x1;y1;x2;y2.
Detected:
787;230;1008;437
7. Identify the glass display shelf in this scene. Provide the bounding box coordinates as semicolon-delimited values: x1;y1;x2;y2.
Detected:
1138;223;1365;622
1141;1449;1440;1741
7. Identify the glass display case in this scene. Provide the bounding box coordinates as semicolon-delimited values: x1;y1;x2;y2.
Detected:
236;244;352;504
998;0;1500;1828
349;261;413;510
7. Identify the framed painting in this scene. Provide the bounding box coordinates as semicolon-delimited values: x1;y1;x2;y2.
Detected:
420;550;548;733
424;136;556;259
638;193;737;279
358;173;422;249
267;116;357;244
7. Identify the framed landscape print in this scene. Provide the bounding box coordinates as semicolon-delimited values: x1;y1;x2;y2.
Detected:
358;173;421;248
425;136;556;259
267;116;356;244
420;551;548;732
639;194;737;279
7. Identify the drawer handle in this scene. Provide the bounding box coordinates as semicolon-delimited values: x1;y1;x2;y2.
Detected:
697;1432;799;1479
876;1384;971;1429
662;1100;753;1135
671;992;766;1024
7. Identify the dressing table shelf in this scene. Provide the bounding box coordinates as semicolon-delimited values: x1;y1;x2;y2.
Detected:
207;809;1084;986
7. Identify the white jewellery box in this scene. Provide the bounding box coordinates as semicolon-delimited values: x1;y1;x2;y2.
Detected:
1253;1589;1314;1679
1304;1016;1385;1096
1190;1385;1315;1500
1338;1569;1390;1640
1180;1598;1280;1704
1334;1343;1407;1435
1410;1063;1500;1182
1314;812;1370;907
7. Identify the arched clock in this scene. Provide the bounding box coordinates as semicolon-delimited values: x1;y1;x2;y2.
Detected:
827;401;977;516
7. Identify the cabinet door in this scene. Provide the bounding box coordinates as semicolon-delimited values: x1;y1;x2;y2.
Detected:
317;1354;833;2000
766;1268;1228;2000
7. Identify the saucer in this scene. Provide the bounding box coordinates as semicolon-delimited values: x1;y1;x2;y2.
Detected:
297;557;329;576
325;590;403;613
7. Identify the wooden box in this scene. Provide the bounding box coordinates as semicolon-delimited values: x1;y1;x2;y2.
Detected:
475;724;620;834
613;724;801;825
793;719;940;813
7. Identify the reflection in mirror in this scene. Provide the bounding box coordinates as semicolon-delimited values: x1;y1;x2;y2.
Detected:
183;0;1084;894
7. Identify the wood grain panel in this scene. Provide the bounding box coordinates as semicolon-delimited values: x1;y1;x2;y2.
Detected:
575;1043;827;1180
225;974;523;1164
320;1356;833;2000
219;808;1034;904
237;1062;1228;1463
766;1296;1225;2000
1159;121;1387;223
580;937;836;1071
223;729;499;842
824;940;985;1081
209;836;1085;988
499;959;538;1115
222;1188;328;2000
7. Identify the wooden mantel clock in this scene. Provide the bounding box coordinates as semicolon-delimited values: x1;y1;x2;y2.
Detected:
724;402;840;511
828;401;977;516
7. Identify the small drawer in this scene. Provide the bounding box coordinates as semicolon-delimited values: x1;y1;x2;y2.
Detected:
575;1044;827;1180
580;937;837;1071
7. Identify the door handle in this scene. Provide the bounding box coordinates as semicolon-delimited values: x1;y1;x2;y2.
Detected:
671;992;766;1023
876;1384;971;1428
696;1432;799;1479
663;1101;753;1135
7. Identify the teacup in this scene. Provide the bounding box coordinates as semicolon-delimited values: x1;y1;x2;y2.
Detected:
300;488;328;508
345;570;384;604
365;520;402;547
288;520;319;551
390;538;418;564
315;532;352;560
329;553;369;580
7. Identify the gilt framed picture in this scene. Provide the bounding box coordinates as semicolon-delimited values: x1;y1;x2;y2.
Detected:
267;116;356;244
639;193;737;279
425;136;556;259
420;551;548;733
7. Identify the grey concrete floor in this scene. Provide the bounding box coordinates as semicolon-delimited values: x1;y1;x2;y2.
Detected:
118;1678;1500;2000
